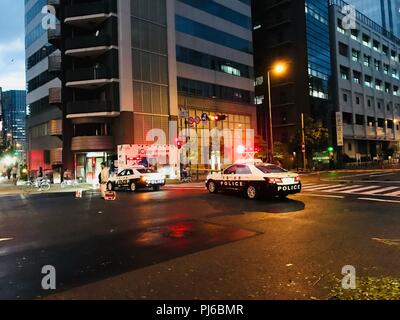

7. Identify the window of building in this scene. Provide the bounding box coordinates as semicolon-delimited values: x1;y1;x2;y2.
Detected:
367;99;371;107
363;54;371;67
353;71;361;84
343;112;353;124
355;114;364;125
377;118;385;128
351;29;359;40
348;143;352;151
365;75;372;87
385;83;391;94
383;63;389;75
352;49;360;62
374;59;381;71
392;69;399;79
339;42;349;57
343;93;348;102
337;18;345;34
373;40;380;52
391;50;398;61
387;104;391;111
382;45;389;56
378;102;382;109
394;86;399;96
255;76;264;86
340;66;349;80
375;79;382;91
367;117;375;126
356;97;360;104
362;34;371;47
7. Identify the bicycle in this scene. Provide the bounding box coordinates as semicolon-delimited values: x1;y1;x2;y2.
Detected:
23;178;51;193
61;179;79;188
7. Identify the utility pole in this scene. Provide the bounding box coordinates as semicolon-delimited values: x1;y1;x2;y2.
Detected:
267;71;274;163
301;113;306;171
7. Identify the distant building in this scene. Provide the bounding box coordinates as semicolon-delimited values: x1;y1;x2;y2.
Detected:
1;90;27;151
346;0;400;38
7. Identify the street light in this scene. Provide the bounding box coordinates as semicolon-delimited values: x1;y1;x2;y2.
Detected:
266;62;288;162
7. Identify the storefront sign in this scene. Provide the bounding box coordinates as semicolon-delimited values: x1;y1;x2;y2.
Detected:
336;112;344;147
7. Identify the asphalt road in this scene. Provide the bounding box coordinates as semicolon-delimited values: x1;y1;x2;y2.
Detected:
1;174;400;300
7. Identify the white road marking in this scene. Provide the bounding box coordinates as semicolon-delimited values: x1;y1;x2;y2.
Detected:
340;185;382;194
358;198;400;204
301;194;345;199
302;184;331;190
321;185;363;192
384;189;400;197
303;184;343;191
369;172;397;178
0;238;13;243
359;186;399;195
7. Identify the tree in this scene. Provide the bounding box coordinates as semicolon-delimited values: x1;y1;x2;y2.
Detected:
289;116;329;165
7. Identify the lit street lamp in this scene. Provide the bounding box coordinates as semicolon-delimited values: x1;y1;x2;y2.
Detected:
266;62;288;162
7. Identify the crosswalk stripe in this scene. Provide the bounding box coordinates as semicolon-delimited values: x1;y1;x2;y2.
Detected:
321;185;363;192
359;186;399;195
384;189;400;197
302;184;330;189
340;186;381;193
304;184;343;191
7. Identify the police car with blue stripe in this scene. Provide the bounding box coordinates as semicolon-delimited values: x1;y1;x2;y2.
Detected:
205;160;301;199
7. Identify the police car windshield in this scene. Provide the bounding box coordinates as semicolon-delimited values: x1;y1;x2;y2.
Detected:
256;164;287;174
137;168;156;174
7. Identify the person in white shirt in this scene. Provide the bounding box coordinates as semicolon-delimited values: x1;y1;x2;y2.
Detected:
99;162;109;199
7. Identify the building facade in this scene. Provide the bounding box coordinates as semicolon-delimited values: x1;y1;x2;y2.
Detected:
25;0;63;174
331;0;400;161
346;0;400;38
252;0;334;167
49;0;256;182
0;90;27;152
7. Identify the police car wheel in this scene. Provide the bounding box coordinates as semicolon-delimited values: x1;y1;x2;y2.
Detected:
130;181;137;192
207;181;218;194
107;182;114;191
246;185;258;200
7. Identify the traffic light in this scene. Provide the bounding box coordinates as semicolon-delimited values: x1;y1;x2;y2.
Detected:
176;138;183;150
327;146;334;153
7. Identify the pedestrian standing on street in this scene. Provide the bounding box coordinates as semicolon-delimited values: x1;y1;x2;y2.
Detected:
11;165;18;184
99;162;109;199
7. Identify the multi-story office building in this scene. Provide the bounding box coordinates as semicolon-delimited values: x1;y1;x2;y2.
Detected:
253;0;334;166
331;0;400;160
1;90;27;151
25;0;63;173
346;0;400;38
0;88;3;145
51;0;255;182
253;0;400;165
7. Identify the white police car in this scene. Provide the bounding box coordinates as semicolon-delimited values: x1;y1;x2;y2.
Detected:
107;166;166;192
205;160;301;199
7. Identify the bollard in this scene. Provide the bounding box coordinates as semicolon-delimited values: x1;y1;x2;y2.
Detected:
75;189;83;198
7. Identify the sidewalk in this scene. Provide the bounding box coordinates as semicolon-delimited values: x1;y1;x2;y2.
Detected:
0;178;94;196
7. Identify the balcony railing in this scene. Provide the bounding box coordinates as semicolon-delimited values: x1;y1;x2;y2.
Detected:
66;100;118;115
47;0;60;6
71;136;114;151
48;54;61;72
66;67;112;82
49;87;61;104
48;120;63;136
65;0;117;19
48;23;61;40
65;35;112;51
